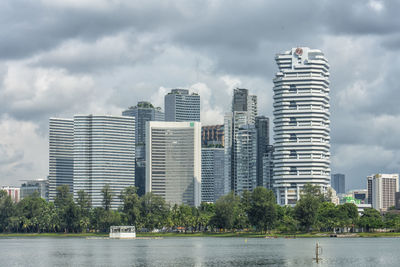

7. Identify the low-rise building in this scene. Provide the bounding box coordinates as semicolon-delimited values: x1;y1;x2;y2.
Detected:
1;186;20;202
20;179;49;201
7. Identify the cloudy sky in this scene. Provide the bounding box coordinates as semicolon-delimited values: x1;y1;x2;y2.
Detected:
1;0;399;191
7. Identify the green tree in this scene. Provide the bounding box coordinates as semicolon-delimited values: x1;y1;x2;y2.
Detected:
384;213;400;231
0;191;14;232
247;187;277;233
54;185;79;233
211;192;242;230
316;202;339;231
358;208;383;232
120;186;141;227
276;205;298;233
294;184;323;231
198;202;215;231
76;190;91;232
140;193;169;230
337;203;359;230
101;184;112;211
16;192;48;232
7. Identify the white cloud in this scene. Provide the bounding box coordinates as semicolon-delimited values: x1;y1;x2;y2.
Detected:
0;116;48;186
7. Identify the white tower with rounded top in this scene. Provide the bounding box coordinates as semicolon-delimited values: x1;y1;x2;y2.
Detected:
273;47;330;205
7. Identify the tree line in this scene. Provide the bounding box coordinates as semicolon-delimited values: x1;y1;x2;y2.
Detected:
1;184;400;233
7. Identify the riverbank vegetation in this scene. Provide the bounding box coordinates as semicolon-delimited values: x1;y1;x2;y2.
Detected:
1;184;400;235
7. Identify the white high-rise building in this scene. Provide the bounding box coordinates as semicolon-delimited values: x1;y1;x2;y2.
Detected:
273;47;331;205
49;118;74;201
146;121;201;206
371;173;399;211
73;115;135;209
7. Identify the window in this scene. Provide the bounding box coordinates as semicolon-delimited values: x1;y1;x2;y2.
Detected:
289;85;297;93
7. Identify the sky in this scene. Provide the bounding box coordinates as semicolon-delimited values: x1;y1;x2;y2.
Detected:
1;0;400;191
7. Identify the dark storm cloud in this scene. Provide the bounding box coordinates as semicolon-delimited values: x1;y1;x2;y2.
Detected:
0;0;187;60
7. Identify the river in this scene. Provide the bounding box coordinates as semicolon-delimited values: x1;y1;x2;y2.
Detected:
1;237;399;266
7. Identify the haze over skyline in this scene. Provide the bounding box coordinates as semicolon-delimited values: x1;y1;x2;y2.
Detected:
1;0;400;191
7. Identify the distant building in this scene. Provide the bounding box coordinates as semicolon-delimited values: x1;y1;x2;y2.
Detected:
395;192;400;210
201;148;225;203
232;88;257;124
73;115;135;209
122;101;164;196
331;174;346;194
164;89;200;122
1;186;20;202
255;116;270;187
262;145;274;189
201;125;224;147
48;118;74;201
146;121;201;206
367;175;373;204
224;88;258;195
20;179;48;201
350;189;368;204
235;125;257;195
370;174;399;211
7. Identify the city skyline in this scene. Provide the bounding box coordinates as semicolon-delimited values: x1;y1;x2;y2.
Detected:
1;1;400;191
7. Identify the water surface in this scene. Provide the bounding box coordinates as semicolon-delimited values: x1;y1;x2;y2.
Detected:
1;237;399;266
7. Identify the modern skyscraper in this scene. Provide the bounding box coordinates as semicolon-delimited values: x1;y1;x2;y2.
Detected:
331;173;345;194
262;145;274;189
201;125;224;147
48;118;74;201
122;101;164;196
370;173;399;211
146;121;201;206
235;125;257;195
201;147;225;203
73;115;135;209
164;89;200;122
232;88;257;124
273;47;331;205
255;116;270;186
224;88;259;195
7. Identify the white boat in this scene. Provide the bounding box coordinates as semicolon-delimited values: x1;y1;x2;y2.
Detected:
109;226;136;239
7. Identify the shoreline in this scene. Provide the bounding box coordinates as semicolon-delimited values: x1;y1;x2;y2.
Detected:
1;232;400;238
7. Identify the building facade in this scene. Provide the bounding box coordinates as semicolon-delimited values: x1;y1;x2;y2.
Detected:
273;47;331;205
370;173;399;211
122;101;164;196
234;125;257;195
367;175;373;204
224;88;259;195
255;116;270;187
262;145;274;189
146;121;201;206
48;118;74;201
201;148;225;203
164;89;200;122
73;115;135;209
20;179;48;200
201;125;224;147
1;186;20;202
331;173;345;194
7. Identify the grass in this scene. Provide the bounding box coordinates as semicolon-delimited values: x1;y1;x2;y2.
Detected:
1;231;400;238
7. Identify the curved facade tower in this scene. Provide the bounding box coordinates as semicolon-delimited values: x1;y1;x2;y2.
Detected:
273;47;330;205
